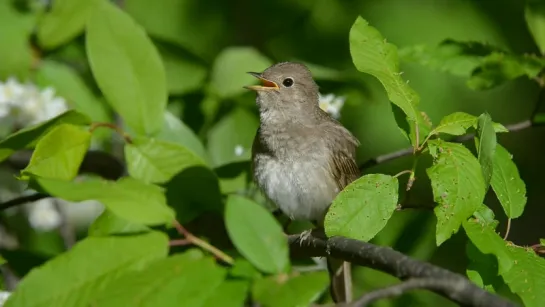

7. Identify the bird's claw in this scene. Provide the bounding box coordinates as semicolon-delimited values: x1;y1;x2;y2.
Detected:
298;229;312;246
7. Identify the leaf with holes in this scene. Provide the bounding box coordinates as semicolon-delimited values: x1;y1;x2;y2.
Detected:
325;174;398;241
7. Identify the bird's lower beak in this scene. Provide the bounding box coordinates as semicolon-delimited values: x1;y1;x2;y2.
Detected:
244;72;279;91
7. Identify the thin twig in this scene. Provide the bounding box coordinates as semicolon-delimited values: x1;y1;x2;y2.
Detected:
172;220;234;265
0;193;49;211
89;122;133;144
393;170;412;178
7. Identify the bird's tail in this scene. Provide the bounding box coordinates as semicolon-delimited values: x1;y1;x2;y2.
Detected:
327;257;352;303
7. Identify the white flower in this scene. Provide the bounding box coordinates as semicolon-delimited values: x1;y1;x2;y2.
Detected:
0;77;68;128
0;291;11;306
318;93;345;119
27;198;62;232
234;145;244;157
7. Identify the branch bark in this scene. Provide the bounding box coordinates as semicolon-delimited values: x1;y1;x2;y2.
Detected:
289;233;517;307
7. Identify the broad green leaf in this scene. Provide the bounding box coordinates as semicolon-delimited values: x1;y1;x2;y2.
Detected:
210;47;272;98
229;259;262;280
433;112;477;136
472;204;499;229
427;140;485;245
0;110;91;163
94;252;226;307
33;177;175;226
125;136;206;184
526;1;545;54
155;111;209;164
502;246;545;307
202;281;249;307
324;174;398;241
349;17;423;147
491;144;527;219
463;219;513;274
252;272;329;307
34;60;110;123
225;195;289;274
37;0;100;49
86;0;167;135
207;108;259;167
88;210;149;236
21;124;91;181
541;238;545;246
0;1;34;79
4;232;168;307
159;46;207;95
475;113;496;189
125;0;227;60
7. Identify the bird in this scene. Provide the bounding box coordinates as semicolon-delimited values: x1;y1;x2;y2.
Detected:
245;62;361;303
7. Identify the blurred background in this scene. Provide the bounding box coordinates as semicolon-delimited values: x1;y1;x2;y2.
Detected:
0;0;544;306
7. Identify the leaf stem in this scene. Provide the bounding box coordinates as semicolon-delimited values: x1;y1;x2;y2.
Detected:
89;122;133;144
172;220;234;265
393;170;413;178
503;218;511;240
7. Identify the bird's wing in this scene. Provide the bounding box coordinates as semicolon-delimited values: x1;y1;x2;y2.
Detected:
329;147;360;190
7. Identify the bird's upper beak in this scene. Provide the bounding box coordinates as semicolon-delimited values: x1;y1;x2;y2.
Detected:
244;72;279;91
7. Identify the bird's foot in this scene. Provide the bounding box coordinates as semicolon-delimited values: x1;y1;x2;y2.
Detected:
298;229;313;246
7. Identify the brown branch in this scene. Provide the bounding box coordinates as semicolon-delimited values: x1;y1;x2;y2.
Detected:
289;233;517;307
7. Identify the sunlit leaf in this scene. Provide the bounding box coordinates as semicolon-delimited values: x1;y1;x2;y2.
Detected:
490;144;527;219
433;112;477;136
475;113;496;189
225;195;289;274
4;232;168;307
0;1;35;79
427;140;485;245
325;174;398;241
502;245;545;307
252;272;329;307
472;204;499;229
202;281;249;307
88;210;149;236
159;46;207;95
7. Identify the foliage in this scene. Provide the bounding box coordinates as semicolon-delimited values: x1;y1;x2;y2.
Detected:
0;1;544;307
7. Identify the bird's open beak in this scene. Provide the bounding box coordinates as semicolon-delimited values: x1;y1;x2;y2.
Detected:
244;72;279;91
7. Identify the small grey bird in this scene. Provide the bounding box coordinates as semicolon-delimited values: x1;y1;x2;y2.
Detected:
245;62;360;303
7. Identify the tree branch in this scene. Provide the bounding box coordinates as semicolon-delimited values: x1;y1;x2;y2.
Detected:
289;233;517;307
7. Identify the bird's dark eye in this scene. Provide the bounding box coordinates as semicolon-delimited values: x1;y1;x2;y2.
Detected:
282;78;294;87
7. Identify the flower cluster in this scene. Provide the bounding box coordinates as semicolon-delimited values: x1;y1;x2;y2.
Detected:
318;93;345;119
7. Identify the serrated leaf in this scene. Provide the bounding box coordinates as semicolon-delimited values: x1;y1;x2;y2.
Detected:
472;204;499;229
94;252;226;307
88;210;149;236
0;110;91;163
33;177;175;226
34;60;110;123
0;1;34;79
526;1;545;54
21;124;91;181
491;144;527;219
210;47;272;98
349;16;423;147
463;219;513;274
252;272;329;307
225;195;289;274
125;136;207;184
4;232;168;307
37;0;100;49
427;140;485;245
502;245;545;307
202;281;249;307
324;174;398;241
433;112;477;136
476;113;496;189
86;0;167;135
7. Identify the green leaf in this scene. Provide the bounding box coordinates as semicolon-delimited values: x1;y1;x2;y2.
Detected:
207;108;259;167
0;255;5;265
202;281;249;307
502;245;545;307
475;113;496;189
0;110;91;163
463;219;513;275
4;232;168;307
33;177;175;226
155;111;209;164
94;252;226;307
125;136;207;184
526;1;545;54
88;210;149;236
491;144;527;219
210;47;272;99
426;140;485;245
541;238;545;246
34;60;110;123
324;174;399;241
252;272;329;307
0;1;35;79
466;242;501;293
472;204;499;229
21;124;91;181
433;112;477;136
229;259;262;280
37;0;99;49
225;195;289;274
159;46;207;95
349;17;423;147
86;0;167;135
